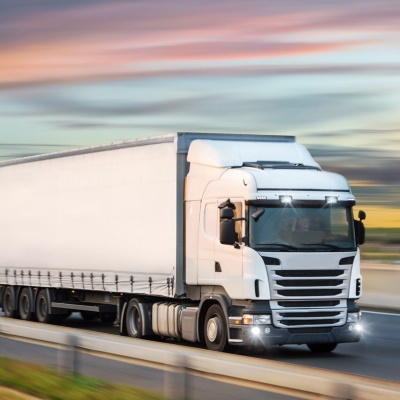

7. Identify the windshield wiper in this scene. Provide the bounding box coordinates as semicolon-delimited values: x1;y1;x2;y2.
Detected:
257;243;299;250
301;243;346;250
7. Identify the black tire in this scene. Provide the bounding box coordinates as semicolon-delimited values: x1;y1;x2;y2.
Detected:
3;286;17;318
36;289;63;324
125;299;143;338
204;304;229;352
307;343;338;353
18;287;35;321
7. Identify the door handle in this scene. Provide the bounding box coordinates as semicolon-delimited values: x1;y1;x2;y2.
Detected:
215;262;222;272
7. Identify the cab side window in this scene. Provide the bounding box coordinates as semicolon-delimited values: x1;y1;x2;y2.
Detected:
233;202;243;244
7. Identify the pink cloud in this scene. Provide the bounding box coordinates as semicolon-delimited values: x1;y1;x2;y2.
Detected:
0;0;399;88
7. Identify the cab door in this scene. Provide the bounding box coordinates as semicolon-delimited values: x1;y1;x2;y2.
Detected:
197;200;218;284
214;199;245;297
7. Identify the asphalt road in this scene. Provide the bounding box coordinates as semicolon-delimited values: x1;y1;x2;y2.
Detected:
253;310;400;382
0;310;399;399
59;309;400;382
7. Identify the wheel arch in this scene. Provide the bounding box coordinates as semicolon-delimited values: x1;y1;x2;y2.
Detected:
122;296;153;338
197;294;231;343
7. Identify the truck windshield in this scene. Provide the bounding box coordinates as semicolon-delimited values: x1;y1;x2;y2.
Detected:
248;204;356;252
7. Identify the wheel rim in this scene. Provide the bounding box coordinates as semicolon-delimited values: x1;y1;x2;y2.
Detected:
21;295;29;318
207;315;221;343
4;292;12;316
128;306;140;336
37;296;47;321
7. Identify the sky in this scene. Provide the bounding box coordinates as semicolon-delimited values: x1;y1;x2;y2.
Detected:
0;0;399;227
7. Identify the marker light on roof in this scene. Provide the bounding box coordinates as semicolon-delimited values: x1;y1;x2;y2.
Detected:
326;196;338;204
280;195;292;204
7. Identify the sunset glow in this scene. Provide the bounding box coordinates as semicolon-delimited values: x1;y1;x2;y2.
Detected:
1;0;399;228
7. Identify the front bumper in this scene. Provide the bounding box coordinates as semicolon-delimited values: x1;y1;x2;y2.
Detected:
230;322;361;347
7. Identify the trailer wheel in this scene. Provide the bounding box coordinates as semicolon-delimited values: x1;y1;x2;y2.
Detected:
18;287;35;321
204;304;228;352
126;299;143;338
307;343;337;353
3;286;17;318
36;289;63;324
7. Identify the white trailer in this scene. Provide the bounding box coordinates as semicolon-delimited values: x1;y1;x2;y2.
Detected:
0;133;366;352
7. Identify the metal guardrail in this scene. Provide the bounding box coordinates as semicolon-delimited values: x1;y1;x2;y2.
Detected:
1;318;400;400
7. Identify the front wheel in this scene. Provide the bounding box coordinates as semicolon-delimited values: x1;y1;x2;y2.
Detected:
307;343;337;353
204;304;229;352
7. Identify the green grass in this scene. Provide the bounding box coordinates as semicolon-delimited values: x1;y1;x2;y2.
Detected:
0;357;164;400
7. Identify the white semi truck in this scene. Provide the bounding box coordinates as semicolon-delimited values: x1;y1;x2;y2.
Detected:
0;133;366;352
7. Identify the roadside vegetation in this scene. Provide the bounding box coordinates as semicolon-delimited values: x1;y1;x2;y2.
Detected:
361;228;400;263
0;357;164;400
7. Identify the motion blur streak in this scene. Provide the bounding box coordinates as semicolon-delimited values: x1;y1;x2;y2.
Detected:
0;0;399;228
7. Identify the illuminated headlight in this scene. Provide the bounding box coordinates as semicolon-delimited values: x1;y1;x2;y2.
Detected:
347;311;361;323
280;195;292;204
349;323;363;332
325;196;338;204
242;314;271;325
251;327;261;335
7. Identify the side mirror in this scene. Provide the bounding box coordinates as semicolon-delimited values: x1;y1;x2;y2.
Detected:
220;208;236;245
354;210;366;246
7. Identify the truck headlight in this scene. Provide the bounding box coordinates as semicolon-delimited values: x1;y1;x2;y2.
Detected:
347;311;361;323
243;314;271;325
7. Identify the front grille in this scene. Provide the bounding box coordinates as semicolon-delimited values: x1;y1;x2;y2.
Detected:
277;289;342;297
277;300;341;308
267;266;351;300
283;319;340;326
275;270;344;277
266;263;351;328
278;279;343;287
282;311;338;318
272;308;346;329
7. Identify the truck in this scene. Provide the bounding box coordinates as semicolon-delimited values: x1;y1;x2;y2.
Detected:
0;132;366;352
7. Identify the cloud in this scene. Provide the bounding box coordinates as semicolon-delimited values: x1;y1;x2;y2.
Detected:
2;88;380;132
3;93;221;119
1;0;399;88
0;143;72;147
2;63;400;91
303;129;400;139
0;40;370;89
308;144;400;185
1;85;386;144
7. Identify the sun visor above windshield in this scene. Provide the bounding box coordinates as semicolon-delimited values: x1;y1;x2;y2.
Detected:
187;139;321;169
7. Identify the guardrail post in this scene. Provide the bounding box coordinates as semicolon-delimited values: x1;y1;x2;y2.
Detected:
57;334;80;375
164;353;190;400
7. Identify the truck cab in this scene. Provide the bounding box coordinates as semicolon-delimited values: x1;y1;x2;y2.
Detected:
185;138;365;352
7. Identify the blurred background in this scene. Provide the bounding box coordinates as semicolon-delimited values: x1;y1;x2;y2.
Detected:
1;0;399;262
